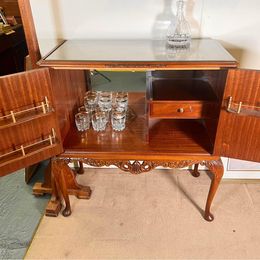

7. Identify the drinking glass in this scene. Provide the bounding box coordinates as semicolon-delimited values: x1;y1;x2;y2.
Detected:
111;106;126;131
98;91;112;112
84;91;98;111
75;111;90;131
92;110;107;131
115;92;128;110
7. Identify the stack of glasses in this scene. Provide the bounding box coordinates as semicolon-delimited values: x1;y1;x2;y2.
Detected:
75;91;128;132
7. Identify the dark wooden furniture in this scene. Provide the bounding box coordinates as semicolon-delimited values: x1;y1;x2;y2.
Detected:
0;0;27;75
0;0;22;23
0;24;28;75
0;0;259;221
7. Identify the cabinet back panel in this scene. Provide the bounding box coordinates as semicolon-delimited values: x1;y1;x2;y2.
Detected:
149;70;227;101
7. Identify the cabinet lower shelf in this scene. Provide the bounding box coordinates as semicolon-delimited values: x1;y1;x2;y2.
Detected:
62;93;213;160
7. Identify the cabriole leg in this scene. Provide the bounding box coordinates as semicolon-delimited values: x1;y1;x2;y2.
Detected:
190;163;200;177
77;161;84;175
203;159;224;222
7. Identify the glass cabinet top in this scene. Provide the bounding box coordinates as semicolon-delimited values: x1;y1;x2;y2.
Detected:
43;38;236;64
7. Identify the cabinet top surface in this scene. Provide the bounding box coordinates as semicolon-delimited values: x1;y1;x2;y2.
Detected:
40;38;237;69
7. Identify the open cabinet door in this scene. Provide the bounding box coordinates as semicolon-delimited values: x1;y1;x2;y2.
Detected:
0;68;63;177
214;69;260;162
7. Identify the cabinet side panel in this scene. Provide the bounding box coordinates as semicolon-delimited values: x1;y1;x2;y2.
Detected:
49;69;88;141
203;70;228;100
214;69;260;162
203;70;228;147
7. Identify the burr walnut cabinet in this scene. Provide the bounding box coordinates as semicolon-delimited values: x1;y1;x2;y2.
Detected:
0;0;259;221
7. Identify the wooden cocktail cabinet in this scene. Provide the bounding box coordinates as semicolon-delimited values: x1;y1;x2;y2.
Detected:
0;2;259;221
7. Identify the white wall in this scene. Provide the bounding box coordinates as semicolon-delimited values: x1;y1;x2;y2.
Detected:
29;0;260;178
30;0;202;40
201;0;260;69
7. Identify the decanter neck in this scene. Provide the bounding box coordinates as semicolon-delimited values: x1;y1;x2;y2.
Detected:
176;0;185;17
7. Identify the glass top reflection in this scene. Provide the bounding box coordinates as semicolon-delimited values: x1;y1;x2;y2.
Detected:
44;38;236;63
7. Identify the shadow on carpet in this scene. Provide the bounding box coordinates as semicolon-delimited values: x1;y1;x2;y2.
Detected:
0;162;50;259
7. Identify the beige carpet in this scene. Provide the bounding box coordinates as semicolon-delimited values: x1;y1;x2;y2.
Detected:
25;168;260;259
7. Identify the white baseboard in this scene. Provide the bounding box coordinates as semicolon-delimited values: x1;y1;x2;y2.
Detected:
222;157;260;179
70;158;260;179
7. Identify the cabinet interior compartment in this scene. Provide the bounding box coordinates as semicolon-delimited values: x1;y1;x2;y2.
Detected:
61;70;218;157
146;70;228;154
147;70;227;99
148;72;218;101
63;91;212;157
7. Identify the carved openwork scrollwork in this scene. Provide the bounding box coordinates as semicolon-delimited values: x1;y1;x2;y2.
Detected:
115;161;156;174
201;160;224;181
58;158;203;175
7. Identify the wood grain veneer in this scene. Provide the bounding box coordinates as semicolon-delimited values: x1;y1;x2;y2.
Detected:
0;69;63;176
0;0;21;23
214;69;260;162
147;74;219;119
38;60;237;71
49;69;88;141
149;101;218;119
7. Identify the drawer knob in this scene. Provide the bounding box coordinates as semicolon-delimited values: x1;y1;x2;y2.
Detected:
178;108;185;113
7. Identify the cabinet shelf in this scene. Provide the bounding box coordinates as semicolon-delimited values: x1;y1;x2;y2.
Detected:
0;128;58;166
0;97;53;129
147;71;219;119
62;93;213;159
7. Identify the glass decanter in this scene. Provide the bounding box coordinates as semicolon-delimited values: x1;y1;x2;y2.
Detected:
167;0;191;48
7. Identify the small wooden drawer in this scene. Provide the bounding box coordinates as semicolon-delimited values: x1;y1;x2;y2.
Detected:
149;101;218;119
